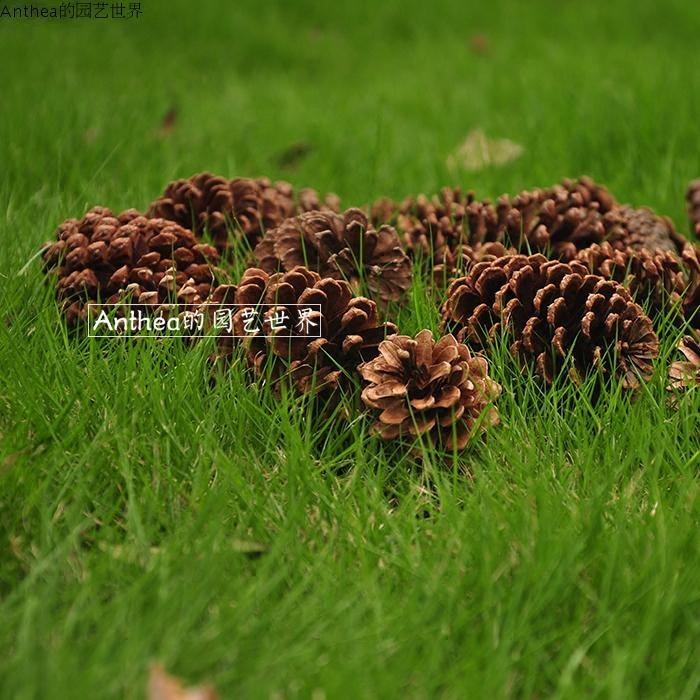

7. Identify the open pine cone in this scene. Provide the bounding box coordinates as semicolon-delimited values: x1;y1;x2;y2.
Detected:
574;241;700;329
375;190;515;288
377;187;517;253
503;180;681;258
370;178;618;277
253;208;412;304
42;206;219;325
383;177;684;267
668;335;700;391
358;329;501;450
441;254;659;389
431;242;512;290
148;172;340;254
505;177;618;259
210;266;397;395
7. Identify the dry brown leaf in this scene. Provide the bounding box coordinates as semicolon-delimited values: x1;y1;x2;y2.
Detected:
231;539;268;557
469;34;490;54
160;106;178;136
276;141;313;168
446;129;523;172
83;127;100;144
148;665;219;700
668;335;700;392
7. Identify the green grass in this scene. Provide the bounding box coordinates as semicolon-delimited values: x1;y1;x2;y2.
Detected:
1;0;700;697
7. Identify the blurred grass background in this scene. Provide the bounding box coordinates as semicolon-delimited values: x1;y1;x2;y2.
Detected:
1;1;699;698
3;0;700;229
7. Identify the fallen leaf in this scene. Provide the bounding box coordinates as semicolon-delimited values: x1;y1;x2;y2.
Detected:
276;141;313;168
9;535;23;559
3;449;22;465
446;129;523;172
231;539;268;558
148;665;218;700
98;542;161;567
160;106;178;136
2;449;26;476
308;26;324;41
469;34;490;54
83;127;100;143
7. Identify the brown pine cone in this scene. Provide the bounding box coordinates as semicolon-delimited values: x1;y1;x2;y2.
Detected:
549;176;617;213
210;266;398;395
431;242;513;290
382;178;686;264
358;329;501;450
42;206;220;326
369;197;399;226
453;176;617;257
574;241;700;329
383;177;618;264
371;190;515;289
298;188;342;214
386;187;515;253
668;334;700;391
686;180;700;236
147;172;339;254
601;206;687;254
253;208;412;304
441;254;659;389
398;193;460;260
505;176;618;259
515;182;684;257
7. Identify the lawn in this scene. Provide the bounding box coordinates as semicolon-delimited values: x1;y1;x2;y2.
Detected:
1;0;699;698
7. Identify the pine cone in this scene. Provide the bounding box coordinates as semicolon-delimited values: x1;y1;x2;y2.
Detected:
601;206;687;254
506;176;618;259
148;172;339;254
42;206;219;325
389;177;688;263
575;241;700;329
371;189;514;288
253;209;412;304
398;194;459;259
358;330;501;450
298;188;342;214
668;335;700;391
506;178;687;259
211;266;398;394
686;180;700;235
383;177;618;265
431;242;512;290
385;187;515;253
369;197;399;226
441;254;659;389
454;176;616;258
